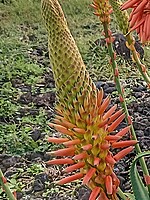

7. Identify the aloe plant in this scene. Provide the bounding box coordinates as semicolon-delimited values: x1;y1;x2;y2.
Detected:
41;0;138;199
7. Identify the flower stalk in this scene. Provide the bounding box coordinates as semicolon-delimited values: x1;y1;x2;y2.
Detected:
104;19;150;194
125;34;150;88
91;0;150;194
0;169;17;200
109;0;150;88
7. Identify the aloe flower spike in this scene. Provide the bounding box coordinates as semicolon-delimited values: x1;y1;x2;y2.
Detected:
42;0;137;199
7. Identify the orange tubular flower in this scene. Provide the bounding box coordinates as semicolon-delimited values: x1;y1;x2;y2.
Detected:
90;0;112;23
121;0;150;43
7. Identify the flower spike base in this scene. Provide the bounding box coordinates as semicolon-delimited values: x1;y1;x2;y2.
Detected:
41;0;137;199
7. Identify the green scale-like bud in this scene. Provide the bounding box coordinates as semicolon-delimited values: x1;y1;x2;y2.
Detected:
109;0;129;34
41;0;95;115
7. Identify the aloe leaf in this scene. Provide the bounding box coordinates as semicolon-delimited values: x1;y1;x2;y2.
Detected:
124;193;135;200
130;151;150;200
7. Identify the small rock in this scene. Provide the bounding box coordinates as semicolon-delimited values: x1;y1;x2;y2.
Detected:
144;127;150;136
132;86;145;92
95;81;105;89
33;179;45;192
2;156;20;168
134;92;143;98
136;130;144;137
133;122;145;130
105;87;116;94
137;107;143;113
25;152;44;161
35;173;49;184
118;175;125;190
75;185;91;200
18;92;32;104
30;129;41;141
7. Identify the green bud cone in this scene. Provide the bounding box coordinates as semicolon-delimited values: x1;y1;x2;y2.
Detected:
41;0;95;116
109;0;129;34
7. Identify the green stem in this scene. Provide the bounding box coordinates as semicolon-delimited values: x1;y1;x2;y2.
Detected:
117;187;127;200
0;169;16;200
126;34;150;87
109;0;150;87
103;22;150;194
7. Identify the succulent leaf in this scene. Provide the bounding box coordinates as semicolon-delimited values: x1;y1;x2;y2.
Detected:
130;151;150;200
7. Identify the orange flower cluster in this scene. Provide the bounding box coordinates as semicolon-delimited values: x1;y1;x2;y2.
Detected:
47;89;137;200
91;0;112;23
121;0;150;43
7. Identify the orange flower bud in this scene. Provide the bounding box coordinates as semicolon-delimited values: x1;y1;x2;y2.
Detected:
47;158;74;165
83;168;96;184
63;162;85;173
57;173;84;185
89;187;101;200
105;175;113;194
113;146;134;161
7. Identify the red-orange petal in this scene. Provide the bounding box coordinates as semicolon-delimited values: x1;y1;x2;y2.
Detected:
94;157;101;165
103;105;117;120
47;137;69;144
63;162;85;173
116;126;130;138
57;173;84;185
130;17;145;32
112;140;137;148
105;154;116;165
105;135;121;141
94;12;101;16
90;3;98;9
113;146;134;161
55;116;76;129
108;113;125;132
83;168;96;184
97;190;109;200
97;88;104;107
111;172;120;188
98;96;110;115
47;158;74;165
105;175;113;194
89;187;101;200
121;0;139;10
100;143;110;150
47;146;75;156
63;139;81;146
98;118;109;128
132;0;147;15
82;144;92;151
73;127;86;134
49;123;74;136
108;109;122;124
73;152;88;160
144;175;150;185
